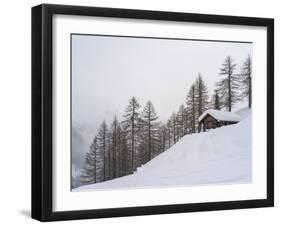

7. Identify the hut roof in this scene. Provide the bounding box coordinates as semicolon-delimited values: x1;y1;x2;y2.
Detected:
198;109;241;123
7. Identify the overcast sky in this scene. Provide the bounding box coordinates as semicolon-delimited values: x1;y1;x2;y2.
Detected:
71;34;252;169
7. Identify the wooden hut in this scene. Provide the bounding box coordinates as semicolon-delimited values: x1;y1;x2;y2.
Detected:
198;109;241;132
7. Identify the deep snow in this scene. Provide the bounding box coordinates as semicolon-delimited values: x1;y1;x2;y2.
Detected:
235;107;251;118
75;109;251;191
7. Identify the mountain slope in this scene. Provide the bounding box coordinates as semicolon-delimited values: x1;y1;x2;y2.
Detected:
75;110;251;191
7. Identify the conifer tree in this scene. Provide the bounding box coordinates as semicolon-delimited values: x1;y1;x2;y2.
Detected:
212;89;221;110
109;116;120;179
186;83;197;133
195;73;209;119
176;105;186;139
96;121;109;181
216;56;240;111
166;119;172;148
159;124;168;153
119;127;129;176
139;100;160;161
80;137;97;184
170;112;177;143
122;97;141;173
116;123;122;177
239;55;252;108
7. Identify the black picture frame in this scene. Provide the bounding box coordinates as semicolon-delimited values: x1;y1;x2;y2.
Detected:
32;4;274;222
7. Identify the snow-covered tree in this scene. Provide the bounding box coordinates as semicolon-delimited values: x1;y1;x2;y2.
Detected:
216;56;240;112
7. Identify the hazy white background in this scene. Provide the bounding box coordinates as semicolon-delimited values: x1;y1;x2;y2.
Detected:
72;34;251;170
0;0;279;226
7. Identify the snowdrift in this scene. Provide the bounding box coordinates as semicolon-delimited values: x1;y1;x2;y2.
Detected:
75;110;251;191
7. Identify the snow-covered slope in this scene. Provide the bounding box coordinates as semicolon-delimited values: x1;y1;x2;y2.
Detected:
75;110;251;191
235;107;251;119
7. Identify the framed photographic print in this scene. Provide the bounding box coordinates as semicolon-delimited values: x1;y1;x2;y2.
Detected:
31;4;274;221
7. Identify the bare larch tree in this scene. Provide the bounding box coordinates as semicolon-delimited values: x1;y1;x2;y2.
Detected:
122;97;141;173
216;56;240;112
239;55;252;108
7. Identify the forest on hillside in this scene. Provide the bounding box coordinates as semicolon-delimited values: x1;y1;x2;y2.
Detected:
78;55;252;187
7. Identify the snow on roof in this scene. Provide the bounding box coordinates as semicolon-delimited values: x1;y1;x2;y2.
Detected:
198;109;241;122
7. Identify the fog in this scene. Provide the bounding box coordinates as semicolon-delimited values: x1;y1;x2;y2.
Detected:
71;34;252;172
